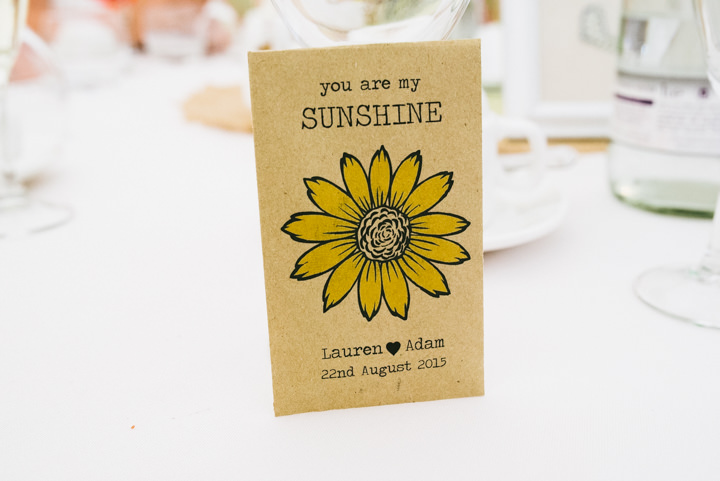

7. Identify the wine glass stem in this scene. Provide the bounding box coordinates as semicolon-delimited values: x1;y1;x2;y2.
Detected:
699;194;720;274
0;79;24;202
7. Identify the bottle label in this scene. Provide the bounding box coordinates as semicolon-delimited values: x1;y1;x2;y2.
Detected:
611;73;720;156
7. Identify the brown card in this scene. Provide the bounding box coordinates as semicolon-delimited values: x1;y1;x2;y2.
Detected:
249;40;484;416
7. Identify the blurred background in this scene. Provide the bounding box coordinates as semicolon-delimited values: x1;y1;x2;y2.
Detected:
15;0;620;135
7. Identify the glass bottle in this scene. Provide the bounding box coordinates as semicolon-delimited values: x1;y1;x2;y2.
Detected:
608;0;720;217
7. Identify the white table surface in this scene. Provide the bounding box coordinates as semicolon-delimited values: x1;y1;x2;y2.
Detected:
2;55;720;481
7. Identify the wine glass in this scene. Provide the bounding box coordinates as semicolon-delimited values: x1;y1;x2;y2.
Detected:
696;0;720;92
270;0;471;47
0;0;70;239
634;0;720;328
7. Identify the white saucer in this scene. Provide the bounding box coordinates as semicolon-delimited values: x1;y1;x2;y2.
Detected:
483;183;568;252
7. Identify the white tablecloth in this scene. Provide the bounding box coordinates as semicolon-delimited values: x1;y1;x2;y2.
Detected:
2;56;720;481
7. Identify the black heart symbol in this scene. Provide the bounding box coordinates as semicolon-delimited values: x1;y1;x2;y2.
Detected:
386;342;401;356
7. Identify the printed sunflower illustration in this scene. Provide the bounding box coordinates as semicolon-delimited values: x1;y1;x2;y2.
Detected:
281;146;471;321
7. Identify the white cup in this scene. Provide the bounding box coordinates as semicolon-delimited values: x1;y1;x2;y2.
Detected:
482;93;547;227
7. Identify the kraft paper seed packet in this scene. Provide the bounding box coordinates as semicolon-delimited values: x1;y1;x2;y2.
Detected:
249;40;484;416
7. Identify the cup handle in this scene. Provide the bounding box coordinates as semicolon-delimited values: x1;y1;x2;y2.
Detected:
491;115;547;187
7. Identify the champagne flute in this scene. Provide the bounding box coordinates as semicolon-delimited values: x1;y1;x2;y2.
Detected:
634;0;720;327
270;0;471;47
0;0;70;238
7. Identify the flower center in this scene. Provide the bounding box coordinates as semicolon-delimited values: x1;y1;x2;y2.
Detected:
356;206;411;262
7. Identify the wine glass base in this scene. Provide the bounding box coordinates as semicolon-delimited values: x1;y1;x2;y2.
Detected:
635;264;720;329
0;196;72;239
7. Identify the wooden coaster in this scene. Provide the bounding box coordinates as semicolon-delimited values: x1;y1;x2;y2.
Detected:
183;85;252;133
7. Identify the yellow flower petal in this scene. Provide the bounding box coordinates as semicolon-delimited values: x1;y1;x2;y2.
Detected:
411;213;470;236
323;253;365;311
358;261;382;321
410;235;470;265
381;261;409;319
305;177;361;222
369;146;391;208
282;213;356;243
341;153;372;213
398;251;450;297
402;172;453;218
291;239;356;280
389;151;421;209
